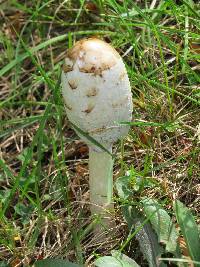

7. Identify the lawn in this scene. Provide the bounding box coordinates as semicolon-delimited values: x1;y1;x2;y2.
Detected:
0;0;200;266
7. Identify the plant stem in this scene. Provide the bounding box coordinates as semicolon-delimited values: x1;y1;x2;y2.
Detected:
89;147;114;219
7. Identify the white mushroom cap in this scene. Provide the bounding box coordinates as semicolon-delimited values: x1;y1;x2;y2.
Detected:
62;38;133;151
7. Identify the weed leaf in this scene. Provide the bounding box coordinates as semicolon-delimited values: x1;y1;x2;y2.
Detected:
174;200;200;263
34;259;82;267
94;250;140;267
0;261;10;267
122;205;165;267
141;198;178;253
115;175;133;199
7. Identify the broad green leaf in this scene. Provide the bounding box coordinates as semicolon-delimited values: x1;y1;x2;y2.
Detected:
142;198;178;253
95;256;129;267
0;261;10;267
115;176;133;199
122;205;165;267
115;169;158;200
134;220;166;267
94;252;140;267
14;203;35;225
174;200;200;263
111;250;140;266
0;190;11;204
34;259;82;267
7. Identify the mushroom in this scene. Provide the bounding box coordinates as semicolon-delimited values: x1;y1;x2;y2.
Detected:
61;38;133;226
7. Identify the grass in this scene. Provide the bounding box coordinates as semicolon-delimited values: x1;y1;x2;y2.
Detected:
0;0;200;266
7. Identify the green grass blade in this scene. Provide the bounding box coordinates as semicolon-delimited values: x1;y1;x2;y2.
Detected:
70;122;113;156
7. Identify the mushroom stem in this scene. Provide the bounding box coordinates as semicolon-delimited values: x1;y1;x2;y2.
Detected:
89;147;114;221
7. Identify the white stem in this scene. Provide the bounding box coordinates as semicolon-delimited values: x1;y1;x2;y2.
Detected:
89;147;114;217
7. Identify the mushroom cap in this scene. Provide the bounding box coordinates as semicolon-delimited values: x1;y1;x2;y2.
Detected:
62;38;133;151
